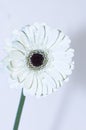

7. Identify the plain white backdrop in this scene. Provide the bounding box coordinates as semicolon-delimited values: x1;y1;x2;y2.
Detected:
0;0;86;130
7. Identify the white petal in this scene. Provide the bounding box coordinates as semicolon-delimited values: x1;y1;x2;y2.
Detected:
11;41;26;54
65;48;74;58
8;50;25;60
40;71;59;95
22;25;37;47
17;68;30;83
32;23;47;49
50;33;71;51
43;26;60;49
23;71;34;90
12;30;30;48
35;76;43;97
54;61;73;77
46;69;63;88
41;78;48;96
23;74;37;96
8;59;26;70
8;77;21;89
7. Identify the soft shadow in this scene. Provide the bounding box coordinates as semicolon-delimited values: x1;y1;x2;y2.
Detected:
71;29;86;87
50;28;86;130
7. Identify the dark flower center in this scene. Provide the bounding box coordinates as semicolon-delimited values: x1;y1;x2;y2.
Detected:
27;50;48;70
31;53;44;67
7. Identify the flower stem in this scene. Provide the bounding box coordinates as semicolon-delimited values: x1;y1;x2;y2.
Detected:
13;89;25;130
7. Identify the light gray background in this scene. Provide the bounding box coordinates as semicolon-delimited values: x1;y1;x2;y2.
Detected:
0;0;86;130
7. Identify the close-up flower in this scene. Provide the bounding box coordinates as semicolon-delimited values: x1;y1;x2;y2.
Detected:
4;23;74;97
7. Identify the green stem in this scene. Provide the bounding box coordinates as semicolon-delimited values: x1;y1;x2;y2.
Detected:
13;89;25;130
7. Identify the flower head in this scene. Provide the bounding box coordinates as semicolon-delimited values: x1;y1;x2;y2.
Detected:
4;23;74;97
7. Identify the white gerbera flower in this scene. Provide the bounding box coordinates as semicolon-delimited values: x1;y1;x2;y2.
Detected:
4;23;74;97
